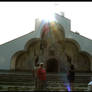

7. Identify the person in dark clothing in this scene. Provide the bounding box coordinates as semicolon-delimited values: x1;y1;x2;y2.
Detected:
68;64;75;83
67;58;75;91
33;63;39;89
32;56;39;89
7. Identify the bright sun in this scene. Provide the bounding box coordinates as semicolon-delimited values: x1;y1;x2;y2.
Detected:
36;5;61;23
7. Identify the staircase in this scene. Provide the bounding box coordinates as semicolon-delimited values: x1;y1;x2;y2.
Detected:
0;72;91;91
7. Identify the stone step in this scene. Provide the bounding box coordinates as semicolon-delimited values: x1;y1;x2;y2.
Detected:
0;73;90;86
0;72;90;91
0;81;88;88
0;83;88;91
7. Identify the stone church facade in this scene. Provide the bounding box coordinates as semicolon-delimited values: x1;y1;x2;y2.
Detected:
0;13;92;72
10;13;92;72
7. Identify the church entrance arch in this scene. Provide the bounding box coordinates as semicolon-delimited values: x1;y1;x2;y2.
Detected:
46;58;58;73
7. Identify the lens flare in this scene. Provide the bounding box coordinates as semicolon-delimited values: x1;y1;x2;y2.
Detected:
39;13;56;23
63;79;71;91
64;82;71;92
61;73;71;91
37;8;56;23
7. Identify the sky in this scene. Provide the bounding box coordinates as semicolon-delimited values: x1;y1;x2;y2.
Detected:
0;2;92;45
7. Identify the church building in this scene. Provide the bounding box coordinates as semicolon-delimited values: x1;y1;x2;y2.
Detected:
0;12;92;73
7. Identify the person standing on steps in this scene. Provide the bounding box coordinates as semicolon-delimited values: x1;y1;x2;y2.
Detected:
67;57;75;91
33;63;40;89
37;63;47;90
32;56;39;89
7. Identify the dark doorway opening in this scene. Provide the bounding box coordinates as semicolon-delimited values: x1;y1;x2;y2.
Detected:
46;58;58;73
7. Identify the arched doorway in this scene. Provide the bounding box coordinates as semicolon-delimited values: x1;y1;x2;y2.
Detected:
46;58;58;73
